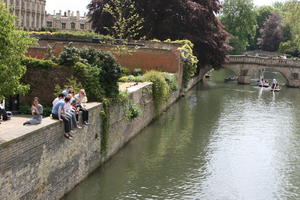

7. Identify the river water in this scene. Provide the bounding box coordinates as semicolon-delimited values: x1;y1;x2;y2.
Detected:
63;70;300;200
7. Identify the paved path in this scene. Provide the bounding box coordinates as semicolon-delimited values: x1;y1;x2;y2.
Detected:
0;103;100;146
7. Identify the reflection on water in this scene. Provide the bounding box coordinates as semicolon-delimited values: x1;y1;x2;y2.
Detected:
63;70;300;200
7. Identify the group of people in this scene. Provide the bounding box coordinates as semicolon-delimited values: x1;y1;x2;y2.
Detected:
258;78;280;90
23;86;89;139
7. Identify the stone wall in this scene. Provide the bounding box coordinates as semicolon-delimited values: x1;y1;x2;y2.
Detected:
0;78;199;200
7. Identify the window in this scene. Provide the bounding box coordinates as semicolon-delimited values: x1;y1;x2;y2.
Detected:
62;23;66;29
47;21;53;28
71;22;76;30
80;24;85;30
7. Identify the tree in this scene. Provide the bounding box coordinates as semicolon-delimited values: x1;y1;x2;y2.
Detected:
221;0;257;54
258;13;284;51
89;0;229;69
88;0;144;40
248;6;275;50
280;0;300;49
0;3;36;99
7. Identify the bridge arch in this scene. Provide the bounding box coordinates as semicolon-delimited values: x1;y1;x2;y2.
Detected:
224;55;300;87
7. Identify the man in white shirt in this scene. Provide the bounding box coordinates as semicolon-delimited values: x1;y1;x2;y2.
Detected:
0;100;8;121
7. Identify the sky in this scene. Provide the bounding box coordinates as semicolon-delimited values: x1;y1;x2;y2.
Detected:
45;0;285;15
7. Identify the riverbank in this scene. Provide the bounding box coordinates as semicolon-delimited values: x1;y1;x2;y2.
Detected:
0;77;202;200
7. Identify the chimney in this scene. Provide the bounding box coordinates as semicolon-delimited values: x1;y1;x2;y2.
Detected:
76;11;80;19
68;10;71;17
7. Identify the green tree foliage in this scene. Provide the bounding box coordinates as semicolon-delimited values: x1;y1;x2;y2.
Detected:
56;45;122;99
89;0;229;69
273;0;300;57
0;3;36;99
57;43;81;66
102;0;144;39
258;13;284;52
280;1;300;49
248;6;275;49
221;0;257;54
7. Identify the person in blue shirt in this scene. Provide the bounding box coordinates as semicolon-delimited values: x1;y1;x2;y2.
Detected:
62;86;73;97
52;96;72;139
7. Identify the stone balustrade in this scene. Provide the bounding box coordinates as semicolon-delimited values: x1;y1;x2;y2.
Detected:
228;55;300;68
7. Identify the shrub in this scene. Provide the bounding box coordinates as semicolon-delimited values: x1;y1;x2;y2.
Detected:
57;43;81;66
43;106;52;117
164;73;178;92
121;67;131;76
21;57;57;70
128;103;141;119
79;48;101;66
132;68;143;76
98;52;122;98
56;46;122;99
19;105;31;115
117;91;141;120
53;76;83;97
74;61;103;101
119;76;129;82
143;70;170;113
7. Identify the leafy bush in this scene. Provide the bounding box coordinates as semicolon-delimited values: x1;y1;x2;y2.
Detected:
117;91;141;120
279;41;300;58
53;76;83;97
121;67;131;76
119;75;144;82
163;73;178;92
132;68;143;76
79;48;101;66
43;106;52;117
128;103;141;119
98;52;122;98
19;105;52;117
143;70;170;113
56;46;121;99
19;105;31;115
74;61;103;100
21;57;57;70
57;43;81;66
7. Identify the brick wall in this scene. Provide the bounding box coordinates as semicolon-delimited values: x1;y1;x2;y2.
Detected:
26;40;182;73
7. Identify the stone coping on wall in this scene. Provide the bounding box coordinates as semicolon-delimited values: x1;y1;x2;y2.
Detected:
0;102;101;149
0;82;153;149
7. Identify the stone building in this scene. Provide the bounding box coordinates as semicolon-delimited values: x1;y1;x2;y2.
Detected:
1;0;46;30
45;10;92;31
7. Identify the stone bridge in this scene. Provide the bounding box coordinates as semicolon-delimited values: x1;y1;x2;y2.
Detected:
223;55;300;87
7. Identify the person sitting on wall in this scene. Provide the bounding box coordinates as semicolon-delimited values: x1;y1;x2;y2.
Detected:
23;97;43;126
62;86;73;97
64;92;82;129
0;100;8;122
52;93;66;107
51;96;73;139
72;89;89;125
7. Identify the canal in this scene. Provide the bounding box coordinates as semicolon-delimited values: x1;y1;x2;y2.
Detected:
63;70;300;200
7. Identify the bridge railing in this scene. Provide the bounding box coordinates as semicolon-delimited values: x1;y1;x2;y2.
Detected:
228;55;300;68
